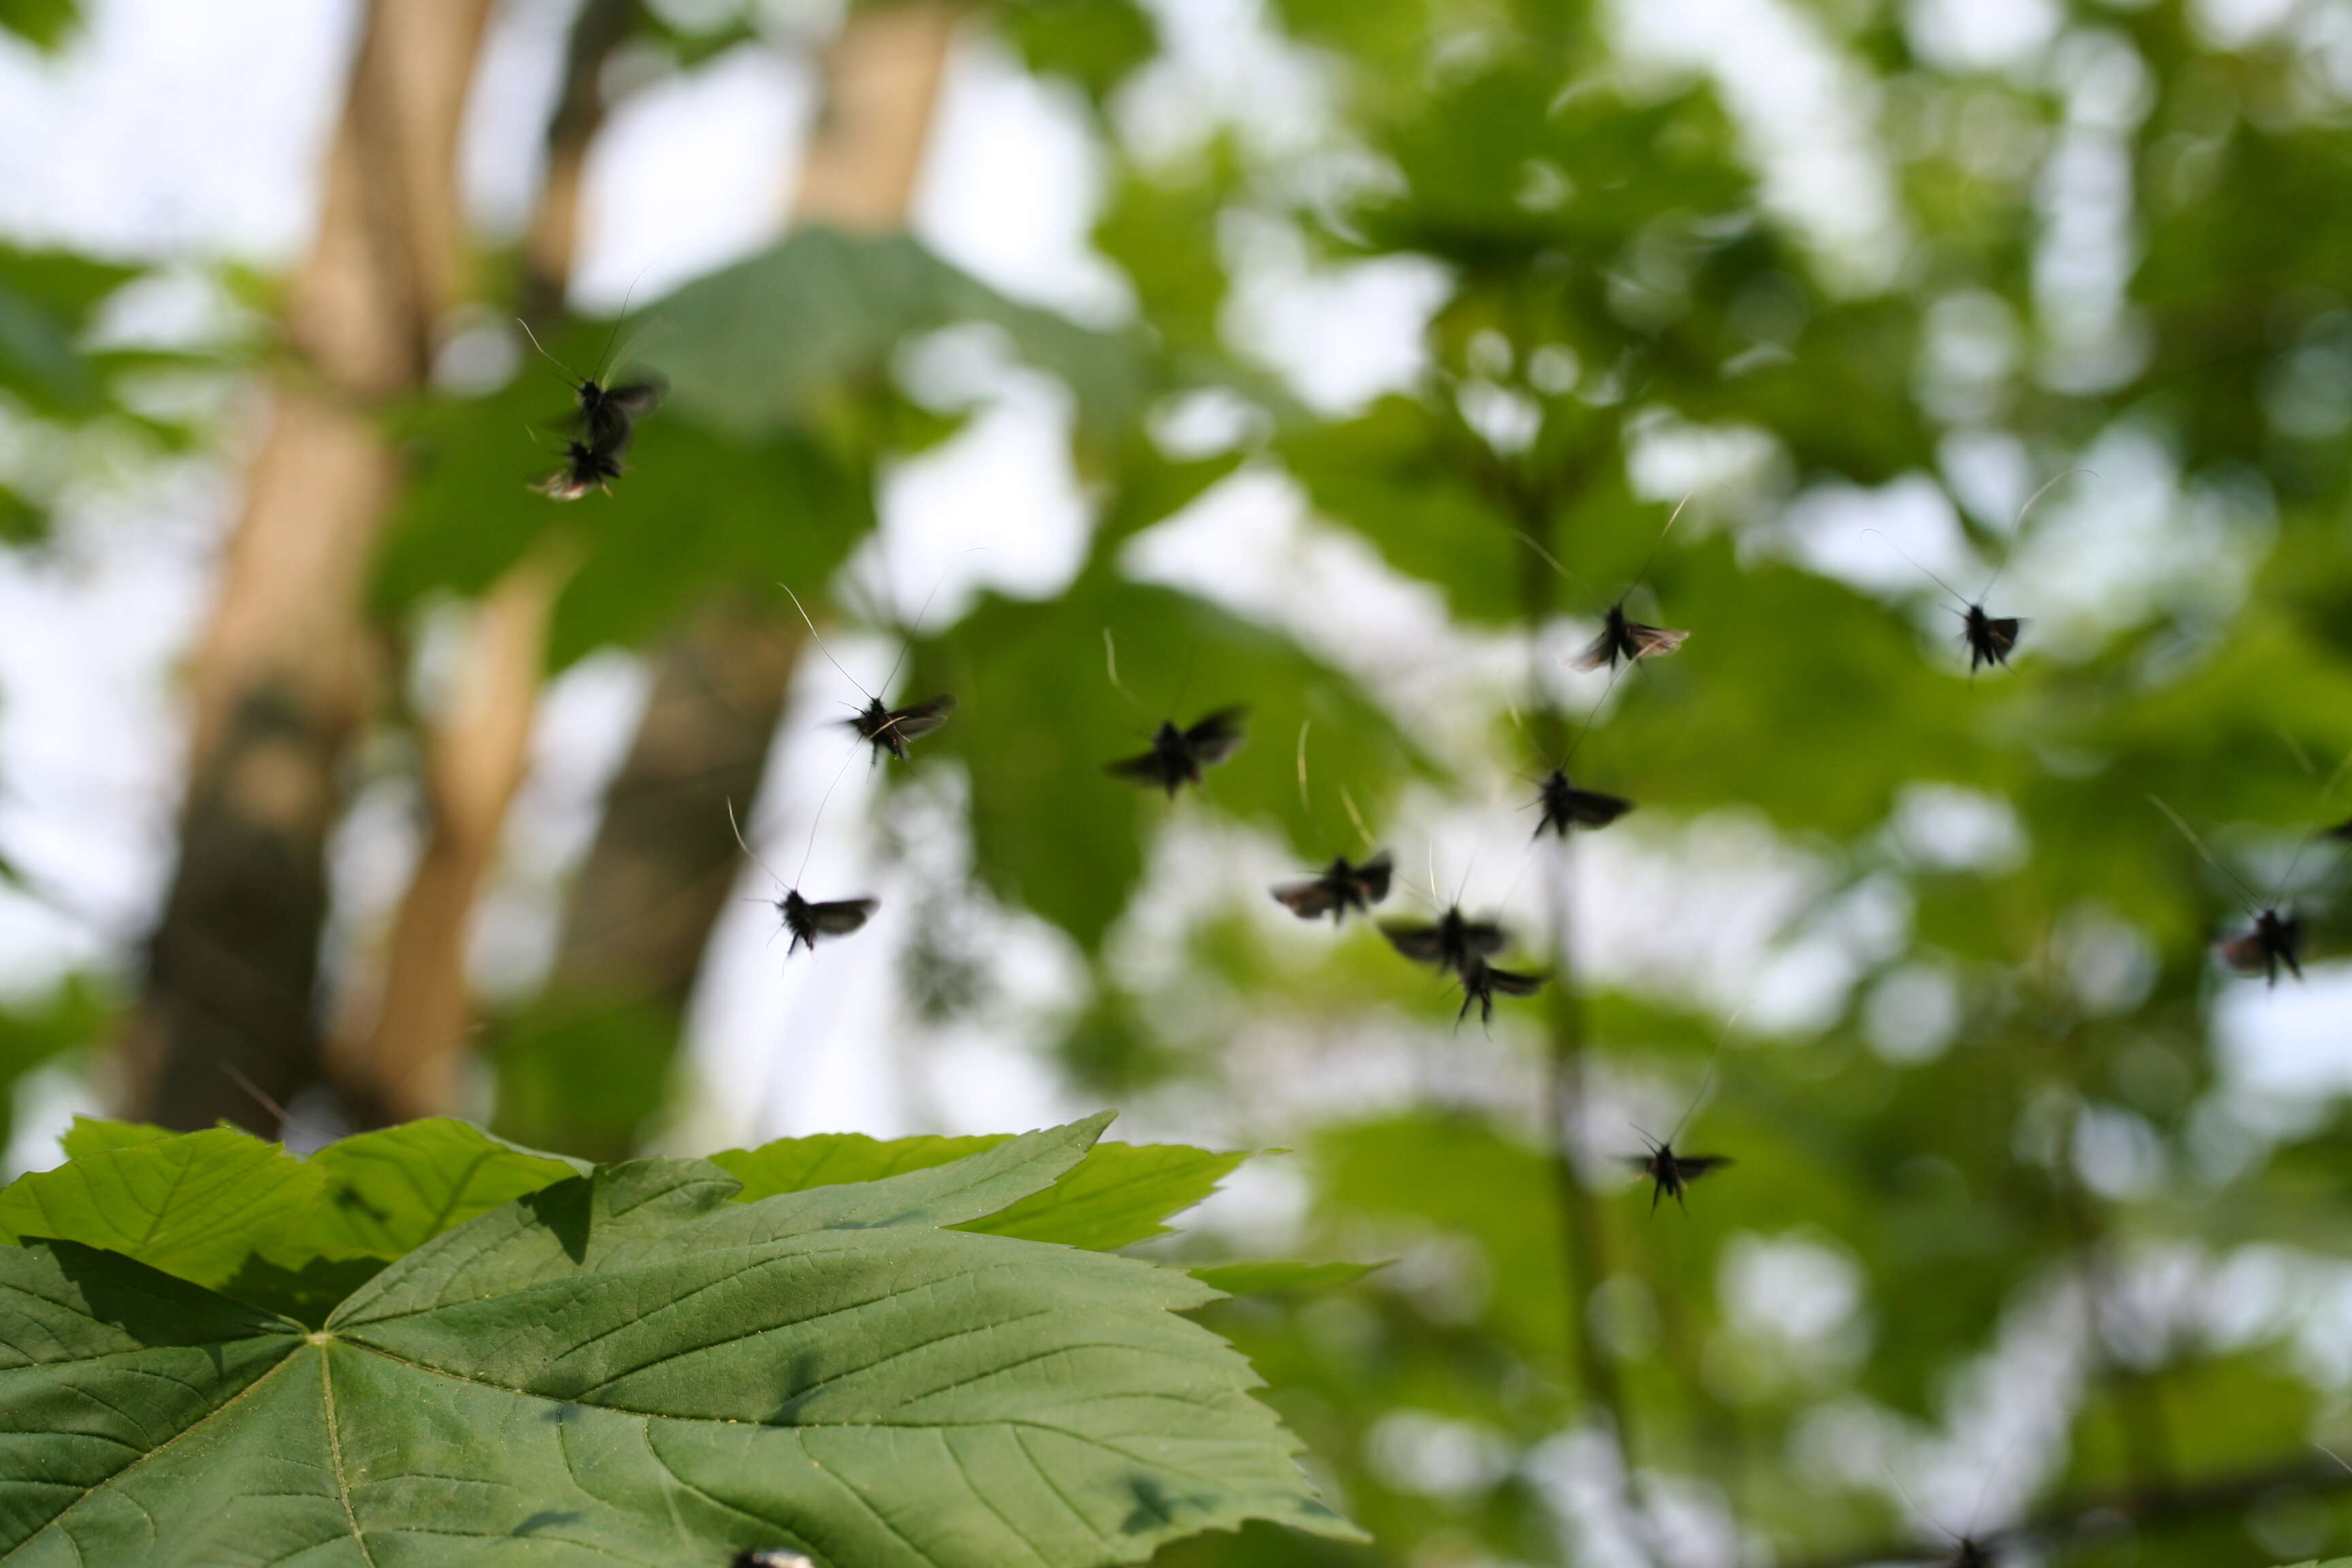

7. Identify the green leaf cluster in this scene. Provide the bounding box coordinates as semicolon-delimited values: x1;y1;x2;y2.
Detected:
0;1113;1365;1565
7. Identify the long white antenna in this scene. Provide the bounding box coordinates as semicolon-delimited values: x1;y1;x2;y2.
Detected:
780;583;875;702
794;747;864;888
2149;796;2266;917
1102;627;1143;710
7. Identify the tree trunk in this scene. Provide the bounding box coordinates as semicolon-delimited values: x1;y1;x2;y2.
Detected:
336;0;640;1125
122;0;495;1133
503;0;959;1158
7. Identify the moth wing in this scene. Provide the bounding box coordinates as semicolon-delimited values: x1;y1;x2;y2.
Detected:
1183;706;1248;763
803;897;879;935
1484;965;1547;997
882;694;956;742
1382;923;1446;963
1677;1155;1734;1181
2216;932;2271;975
1355;851;1394;903
1620;1154;1661;1175
1271;879;1341;919
533;469;597;502
1107;751;1172;785
1625;623;1690;659
1463;921;1507;956
1569;629;1619;672
606;379;666;420
1568;789;1635;828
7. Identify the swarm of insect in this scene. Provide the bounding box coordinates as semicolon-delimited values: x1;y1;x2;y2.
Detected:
1456;953;1546;1023
1272;853;1394;924
1108;708;1248;796
1382;904;1507;975
1531;767;1633;838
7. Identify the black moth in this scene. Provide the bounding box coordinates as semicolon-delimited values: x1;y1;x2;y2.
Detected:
778;889;878;956
570;374;663;452
1533;768;1633;838
1456;953;1546;1023
2153;797;2317;988
1108;707;1247;796
1959;602;2021;674
1382;906;1507;975
1573;602;1690;672
1627;1139;1733;1214
845;693;957;764
2219;906;2302;986
519;318;664;451
534;437;623;501
1272;852;1393;924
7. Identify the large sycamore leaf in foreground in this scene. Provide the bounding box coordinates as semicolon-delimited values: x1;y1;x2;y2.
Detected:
0;1116;1358;1567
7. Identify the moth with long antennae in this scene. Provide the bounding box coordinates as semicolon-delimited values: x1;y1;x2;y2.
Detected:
515;282;666;453
1499;674;1637;838
1272;721;1395;922
1865;470;2083;676
778;584;958;765
1865;529;2021;676
2151;796;2322;985
1569;496;1695;672
727;797;876;957
1624;1043;1737;1214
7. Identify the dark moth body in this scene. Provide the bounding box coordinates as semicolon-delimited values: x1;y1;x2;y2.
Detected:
534;438;623;501
1627;1142;1733;1213
1533;768;1633;838
1382;906;1507;975
1960;602;2021;673
779;889;878;955
846;693;956;762
1456;954;1546;1023
1107;707;1247;796
572;375;663;451
1272;852;1394;924
1574;602;1690;672
2219;906;2302;985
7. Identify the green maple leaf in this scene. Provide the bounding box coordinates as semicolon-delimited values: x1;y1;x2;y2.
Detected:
0;1116;1360;1567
